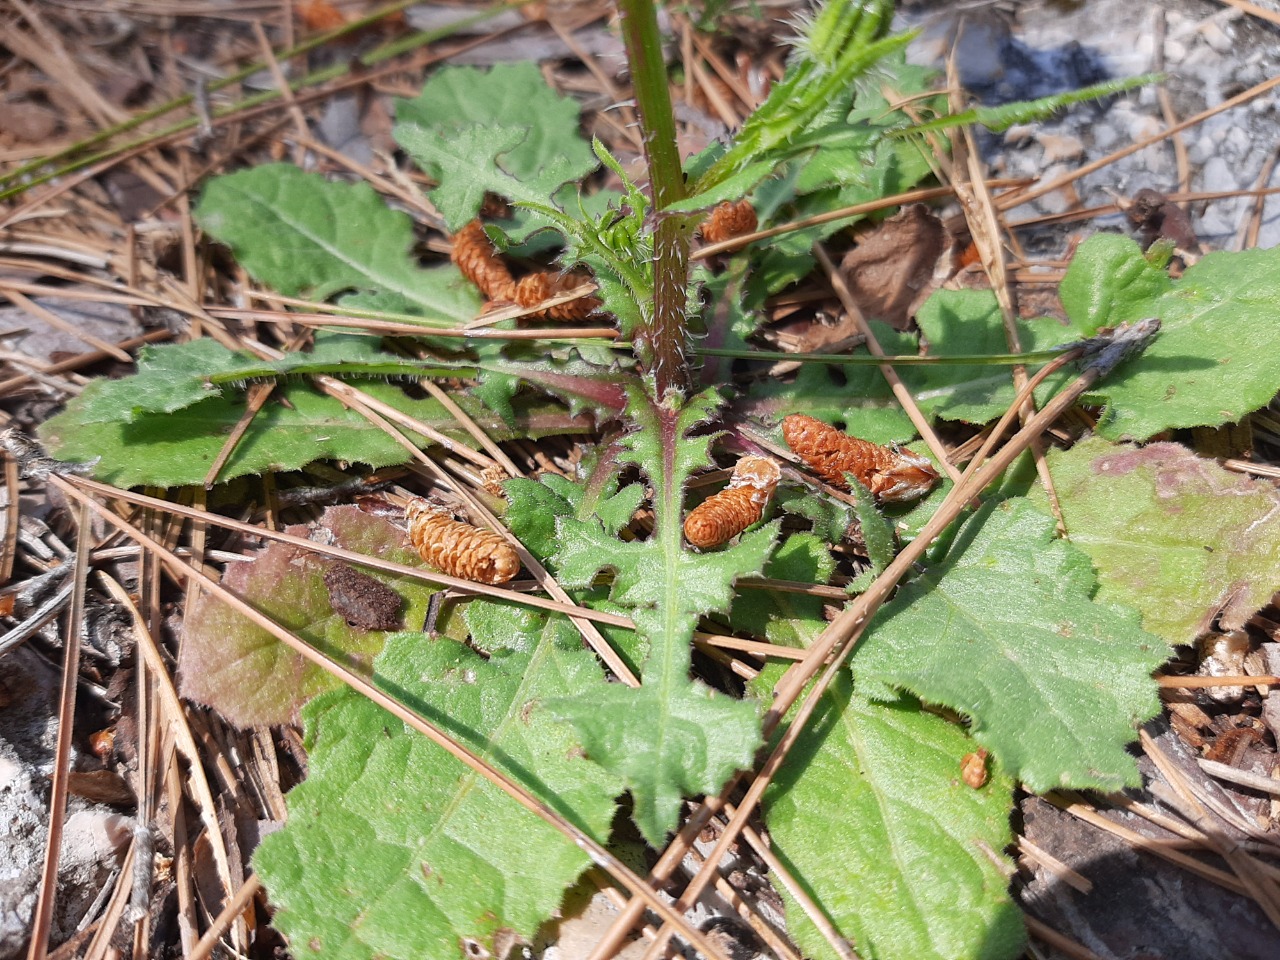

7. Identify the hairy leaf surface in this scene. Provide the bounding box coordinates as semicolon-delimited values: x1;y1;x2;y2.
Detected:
765;683;1024;960
254;616;622;960
854;498;1169;791
394;62;597;231
194;164;478;321
61;335;466;425
1034;437;1280;644
548;389;774;843
899;289;1086;424
1060;235;1280;439
40;378;589;488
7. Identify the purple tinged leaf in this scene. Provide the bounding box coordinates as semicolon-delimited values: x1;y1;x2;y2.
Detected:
179;506;437;727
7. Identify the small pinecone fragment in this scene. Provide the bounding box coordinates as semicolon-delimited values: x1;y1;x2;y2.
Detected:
960;749;989;789
480;463;510;499
451;220;515;300
512;270;600;321
700;199;758;245
404;498;520;585
781;413;939;503
684;455;781;549
323;562;402;631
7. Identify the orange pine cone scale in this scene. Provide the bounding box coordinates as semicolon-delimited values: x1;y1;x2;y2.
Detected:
781;414;939;503
405;499;520;585
960;749;990;789
700;199;758;245
684;455;780;549
512;270;600;321
451;220;515;301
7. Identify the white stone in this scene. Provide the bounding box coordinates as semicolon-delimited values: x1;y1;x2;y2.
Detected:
1198;20;1234;55
1201;156;1239;195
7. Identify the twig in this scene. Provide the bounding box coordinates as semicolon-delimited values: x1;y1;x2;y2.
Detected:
1044;792;1247;895
1018;837;1092;894
1213;0;1280;27
417;378;524;479
1199;758;1280;798
1024;915;1110;960
81;838;139;960
1152;10;1191;201
251;21;311;165
1141;729;1280;929
63;475;635;628
1158;674;1280;689
187;873;262;960
694;180;1030;259
210;303;618;339
0;445;19;584
0;286;132;361
1007;184;1280;230
727;804;856;960
203;381;278;487
945;57;1063;532
98;573;241;935
1235;144;1280;251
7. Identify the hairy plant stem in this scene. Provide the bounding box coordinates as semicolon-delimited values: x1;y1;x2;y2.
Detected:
616;0;693;399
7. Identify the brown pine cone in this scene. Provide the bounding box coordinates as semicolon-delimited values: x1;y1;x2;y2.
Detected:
451;220;515;300
700;199;758;245
404;499;520;585
781;414;939;503
512;270;600;321
684;455;780;548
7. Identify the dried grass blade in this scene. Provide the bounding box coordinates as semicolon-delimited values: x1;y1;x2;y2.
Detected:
97;573;243;947
60;476;636;628
727;803;855;960
944;58;1063;531
418;378;522;478
1141;730;1280;929
204;382;278;488
693;179;1031;259
0;448;18;584
188;873;262;960
25;502;91;960
0;286;132;361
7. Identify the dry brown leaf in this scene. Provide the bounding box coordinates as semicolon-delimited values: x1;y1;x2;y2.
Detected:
838;204;947;329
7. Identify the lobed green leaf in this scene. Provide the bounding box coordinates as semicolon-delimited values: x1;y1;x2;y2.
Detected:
254;615;623;959
394;62;597;232
854;498;1170;792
